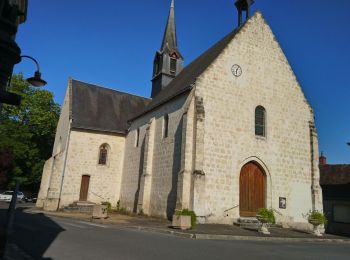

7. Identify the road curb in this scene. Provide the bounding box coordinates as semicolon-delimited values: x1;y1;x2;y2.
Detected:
131;226;350;244
26;209;350;244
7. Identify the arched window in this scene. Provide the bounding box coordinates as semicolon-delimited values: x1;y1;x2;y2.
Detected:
255;106;266;137
98;144;109;165
163;114;169;138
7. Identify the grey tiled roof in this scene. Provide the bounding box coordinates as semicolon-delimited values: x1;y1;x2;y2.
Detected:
71;80;151;134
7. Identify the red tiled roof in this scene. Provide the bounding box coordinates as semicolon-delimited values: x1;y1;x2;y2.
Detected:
319;164;350;185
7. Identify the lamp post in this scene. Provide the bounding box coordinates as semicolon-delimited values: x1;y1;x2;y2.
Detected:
20;55;47;87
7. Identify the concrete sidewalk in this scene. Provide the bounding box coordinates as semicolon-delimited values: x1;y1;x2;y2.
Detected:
27;208;350;244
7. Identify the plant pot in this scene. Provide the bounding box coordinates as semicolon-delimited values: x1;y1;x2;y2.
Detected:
172;215;191;230
256;215;270;224
256;215;271;235
308;219;323;237
308;218;321;227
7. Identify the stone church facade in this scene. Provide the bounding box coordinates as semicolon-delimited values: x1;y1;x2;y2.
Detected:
37;1;323;230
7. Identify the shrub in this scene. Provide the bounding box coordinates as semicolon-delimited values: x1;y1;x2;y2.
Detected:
101;201;112;213
257;208;275;224
307;210;327;225
176;209;197;228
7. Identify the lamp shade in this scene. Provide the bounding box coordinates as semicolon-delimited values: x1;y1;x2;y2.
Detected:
26;71;47;87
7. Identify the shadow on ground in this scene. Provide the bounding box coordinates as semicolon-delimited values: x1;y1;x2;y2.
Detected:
0;203;64;259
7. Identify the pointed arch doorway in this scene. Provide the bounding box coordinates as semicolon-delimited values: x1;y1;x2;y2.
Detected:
239;162;265;217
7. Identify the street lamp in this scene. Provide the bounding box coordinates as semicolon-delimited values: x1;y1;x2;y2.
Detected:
20;55;47;87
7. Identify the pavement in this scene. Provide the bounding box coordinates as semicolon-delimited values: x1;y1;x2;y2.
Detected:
1;203;350;260
27;206;349;243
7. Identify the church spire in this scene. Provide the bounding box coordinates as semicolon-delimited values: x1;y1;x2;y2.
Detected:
161;0;180;55
151;0;184;98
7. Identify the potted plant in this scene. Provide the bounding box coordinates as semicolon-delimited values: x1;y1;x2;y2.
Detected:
307;210;327;237
256;208;275;235
172;209;197;230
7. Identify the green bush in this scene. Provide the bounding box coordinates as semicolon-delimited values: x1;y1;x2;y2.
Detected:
257;208;275;224
101;201;112;213
176;209;197;228
308;210;328;225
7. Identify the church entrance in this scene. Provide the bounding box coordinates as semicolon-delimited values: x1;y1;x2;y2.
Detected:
79;175;90;201
239;162;265;217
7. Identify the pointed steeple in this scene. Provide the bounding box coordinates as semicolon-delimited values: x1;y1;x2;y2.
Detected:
161;0;179;54
151;0;184;98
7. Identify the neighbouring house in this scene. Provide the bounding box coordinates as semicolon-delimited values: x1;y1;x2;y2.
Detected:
36;0;323;231
319;154;350;237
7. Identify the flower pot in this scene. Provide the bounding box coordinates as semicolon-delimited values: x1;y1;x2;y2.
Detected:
308;218;323;237
308;218;321;227
172;215;191;230
256;215;270;224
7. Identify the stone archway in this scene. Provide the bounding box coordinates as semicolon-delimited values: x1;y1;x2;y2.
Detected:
239;162;266;217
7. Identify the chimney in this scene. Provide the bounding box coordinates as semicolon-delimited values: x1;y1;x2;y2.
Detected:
235;0;255;27
319;152;327;166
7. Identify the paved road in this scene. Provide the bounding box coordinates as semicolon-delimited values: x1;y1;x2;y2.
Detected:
1;204;350;260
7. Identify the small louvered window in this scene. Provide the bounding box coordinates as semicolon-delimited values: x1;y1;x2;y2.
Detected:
170;58;177;75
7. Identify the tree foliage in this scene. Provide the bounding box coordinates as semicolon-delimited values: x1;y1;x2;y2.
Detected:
0;74;60;192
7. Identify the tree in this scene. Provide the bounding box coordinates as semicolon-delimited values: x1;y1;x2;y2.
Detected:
0;74;60;192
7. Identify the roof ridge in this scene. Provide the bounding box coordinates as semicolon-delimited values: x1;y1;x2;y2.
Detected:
131;11;261;120
71;79;151;100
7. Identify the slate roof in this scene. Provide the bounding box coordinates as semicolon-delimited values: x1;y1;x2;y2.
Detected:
320;164;350;185
70;79;151;134
130;17;246;120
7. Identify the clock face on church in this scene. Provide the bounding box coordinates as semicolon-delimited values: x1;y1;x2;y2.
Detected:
231;64;242;77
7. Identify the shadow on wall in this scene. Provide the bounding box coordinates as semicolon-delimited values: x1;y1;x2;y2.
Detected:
0;203;64;259
166;116;183;220
133;137;146;214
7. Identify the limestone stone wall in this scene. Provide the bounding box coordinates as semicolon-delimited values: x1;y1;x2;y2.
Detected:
52;80;71;156
57;129;125;208
192;12;323;227
43;151;66;211
36;157;53;208
120;93;193;218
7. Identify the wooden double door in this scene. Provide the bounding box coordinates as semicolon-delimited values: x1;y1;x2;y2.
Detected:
239;162;265;217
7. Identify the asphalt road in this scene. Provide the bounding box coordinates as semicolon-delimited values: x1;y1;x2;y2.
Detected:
1;204;350;260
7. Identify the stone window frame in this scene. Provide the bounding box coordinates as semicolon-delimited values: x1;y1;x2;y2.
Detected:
163;114;169;139
97;143;110;167
255;105;266;138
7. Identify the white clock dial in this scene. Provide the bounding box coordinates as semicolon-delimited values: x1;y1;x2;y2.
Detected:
231;64;242;77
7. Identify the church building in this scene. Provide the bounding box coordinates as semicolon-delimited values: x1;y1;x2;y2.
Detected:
37;0;323;230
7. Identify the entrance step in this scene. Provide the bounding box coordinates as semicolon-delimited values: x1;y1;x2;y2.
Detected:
63;201;96;213
234;217;261;230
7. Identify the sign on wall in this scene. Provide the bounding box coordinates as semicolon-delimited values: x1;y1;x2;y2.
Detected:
279;197;287;209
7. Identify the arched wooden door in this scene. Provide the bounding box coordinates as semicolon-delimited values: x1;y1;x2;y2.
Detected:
239;162;265;217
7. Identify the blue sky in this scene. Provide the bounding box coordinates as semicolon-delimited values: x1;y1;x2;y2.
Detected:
14;0;350;164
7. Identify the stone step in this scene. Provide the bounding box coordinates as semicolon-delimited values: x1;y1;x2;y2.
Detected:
234;217;261;230
64;201;95;213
